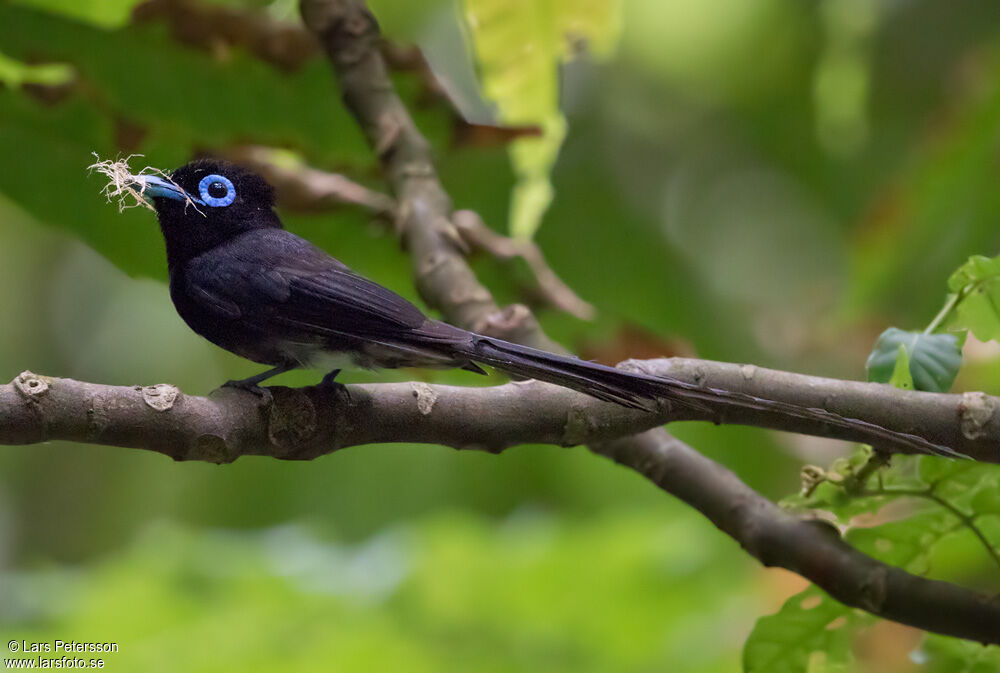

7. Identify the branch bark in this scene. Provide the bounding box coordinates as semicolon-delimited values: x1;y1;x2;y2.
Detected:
5;361;1000;461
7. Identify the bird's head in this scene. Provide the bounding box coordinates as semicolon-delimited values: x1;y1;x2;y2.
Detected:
138;159;281;266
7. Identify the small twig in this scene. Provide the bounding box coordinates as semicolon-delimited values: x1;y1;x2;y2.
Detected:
220;145;396;215
452;210;596;320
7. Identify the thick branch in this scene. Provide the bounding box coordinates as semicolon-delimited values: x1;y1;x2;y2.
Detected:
4;361;1000;461
300;0;559;348
0;370;670;460
595;428;1000;643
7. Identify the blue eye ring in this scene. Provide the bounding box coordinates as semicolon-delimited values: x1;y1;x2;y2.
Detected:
198;174;236;207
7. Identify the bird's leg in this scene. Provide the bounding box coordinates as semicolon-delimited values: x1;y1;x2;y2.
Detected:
222;364;293;401
318;369;351;403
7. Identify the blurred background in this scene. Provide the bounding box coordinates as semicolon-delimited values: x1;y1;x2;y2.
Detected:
1;0;1000;670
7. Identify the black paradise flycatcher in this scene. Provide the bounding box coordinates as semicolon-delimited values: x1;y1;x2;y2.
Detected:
104;158;962;459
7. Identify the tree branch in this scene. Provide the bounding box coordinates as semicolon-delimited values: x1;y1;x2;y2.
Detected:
7;357;999;461
451;209;596;320
220;145;396;215
0;369;668;461
295;0;1000;643
6;356;999;462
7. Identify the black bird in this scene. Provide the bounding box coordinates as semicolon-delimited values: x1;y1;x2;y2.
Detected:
135;159;960;458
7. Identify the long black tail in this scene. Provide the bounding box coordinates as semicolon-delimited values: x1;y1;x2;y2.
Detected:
460;335;964;460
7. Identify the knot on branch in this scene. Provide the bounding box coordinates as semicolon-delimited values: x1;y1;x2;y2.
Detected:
410;382;438;415
14;371;49;400
618;359;656;377
562;406;594;446
475;304;543;345
300;0;379;65
856;566;889;614
142;384;179;411
959;391;996;440
192;434;235;464
267;387;319;458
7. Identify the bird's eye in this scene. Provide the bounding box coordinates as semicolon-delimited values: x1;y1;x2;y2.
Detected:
198;174;236;207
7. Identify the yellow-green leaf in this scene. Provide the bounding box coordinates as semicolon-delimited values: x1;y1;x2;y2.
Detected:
461;0;622;238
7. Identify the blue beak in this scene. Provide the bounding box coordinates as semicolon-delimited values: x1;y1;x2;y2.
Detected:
137;175;203;205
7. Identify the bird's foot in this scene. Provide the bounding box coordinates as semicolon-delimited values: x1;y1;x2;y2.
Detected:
218;365;293;404
318;369;351;403
221;377;273;405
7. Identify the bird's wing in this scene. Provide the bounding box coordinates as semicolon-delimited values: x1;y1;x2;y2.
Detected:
183;228;436;339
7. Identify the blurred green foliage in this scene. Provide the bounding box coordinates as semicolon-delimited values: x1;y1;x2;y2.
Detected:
1;0;1000;670
3;512;761;672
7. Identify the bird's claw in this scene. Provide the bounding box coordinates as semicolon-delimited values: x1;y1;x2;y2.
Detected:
318;369;351;403
221;379;273;405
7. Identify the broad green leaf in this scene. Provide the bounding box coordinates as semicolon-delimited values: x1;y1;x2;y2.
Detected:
743;586;868;673
0;90;165;277
461;0;622;238
865;327;961;393
848;510;964;574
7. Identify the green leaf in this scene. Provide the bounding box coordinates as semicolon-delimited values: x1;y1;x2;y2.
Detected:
915;634;1000;673
946;254;1000;293
865;327;961;393
946;254;1000;342
460;0;622;238
888;343;914;390
743;586;869;673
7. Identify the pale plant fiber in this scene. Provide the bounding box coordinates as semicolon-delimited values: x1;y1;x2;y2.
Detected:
88;153;203;215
